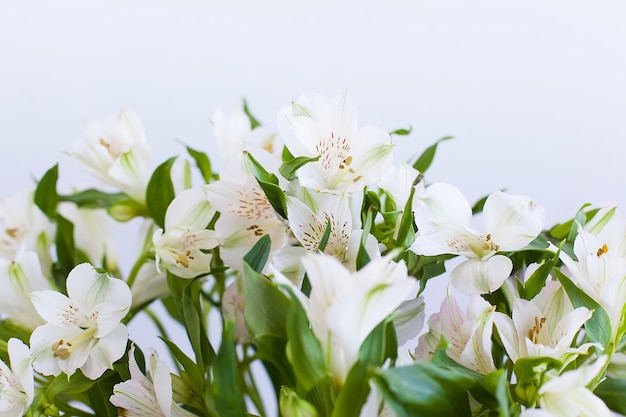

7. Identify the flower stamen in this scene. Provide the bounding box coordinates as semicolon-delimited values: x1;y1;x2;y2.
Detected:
596;243;609;256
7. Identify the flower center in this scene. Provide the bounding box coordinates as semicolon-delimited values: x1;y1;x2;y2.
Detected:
527;316;546;344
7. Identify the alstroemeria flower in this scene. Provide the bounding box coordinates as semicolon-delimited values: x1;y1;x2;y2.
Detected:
110;345;196;417
0;251;53;330
153;188;219;279
411;184;545;295
528;356;613;417
276;253;416;387
68;110;152;203
277;91;394;193
286;193;379;271
494;280;593;364
559;226;626;340
415;293;496;375
0;338;34;417
29;263;132;379
211;108;282;185
205;177;287;272
0;189;55;271
59;203;118;272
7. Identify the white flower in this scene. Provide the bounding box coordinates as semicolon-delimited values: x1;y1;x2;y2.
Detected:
68;110;152;203
129;260;169;308
411;184;545;294
559;221;626;340
277;253;416;386
153;188;219;279
58;203;118;271
530;356;613;417
0;188;54;268
204;177;287;272
29;263;131;379
286;193;379;271
210;108;283;186
0;338;34;417
415;294;496;375
277;91;394;193
110;345;196;417
494;281;594;364
0;251;52;330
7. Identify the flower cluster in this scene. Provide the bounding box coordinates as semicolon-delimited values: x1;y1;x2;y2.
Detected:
0;93;624;417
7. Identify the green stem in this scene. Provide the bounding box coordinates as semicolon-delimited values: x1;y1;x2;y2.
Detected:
143;307;183;374
126;252;153;290
243;348;267;417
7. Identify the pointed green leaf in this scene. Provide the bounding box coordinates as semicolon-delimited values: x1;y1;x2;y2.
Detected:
554;268;612;346
34;164;59;219
284;287;330;392
243;99;261;129
279;155;320;181
184;143;215;183
389;125;412;136
146;156;177;228
243;234;271;273
213;321;247;417
412;136;453;174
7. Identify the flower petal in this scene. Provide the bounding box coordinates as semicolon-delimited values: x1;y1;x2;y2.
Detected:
450;255;512;295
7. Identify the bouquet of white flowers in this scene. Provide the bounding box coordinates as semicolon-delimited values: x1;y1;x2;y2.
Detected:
1;91;624;417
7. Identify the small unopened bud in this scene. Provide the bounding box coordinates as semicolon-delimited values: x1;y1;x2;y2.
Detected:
279;386;319;417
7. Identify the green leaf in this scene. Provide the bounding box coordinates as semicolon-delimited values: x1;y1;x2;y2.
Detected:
483;369;513;417
523;247;560;300
182;278;215;371
243;234;271;273
242;263;290;339
53;214;76;290
596;377;626;414
356;209;373;270
331;360;372;417
316;218;332;253
279;155;320;181
243;99;261;129
160;337;206;395
184;143;215;183
59;189;128;209
45;371;98;399
146;156;177;228
554;268;612;346
34;164;59;219
284;287;330;392
358;319;398;366
282;145;295;162
549;204;597;240
412;136;453;174
246;153;287;219
389;125;412;136
213;321;247;417
373;360;475;417
86;373;120;417
512;356;561;406
471;193;490;215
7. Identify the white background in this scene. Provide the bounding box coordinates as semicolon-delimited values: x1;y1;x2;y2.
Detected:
1;0;625;402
